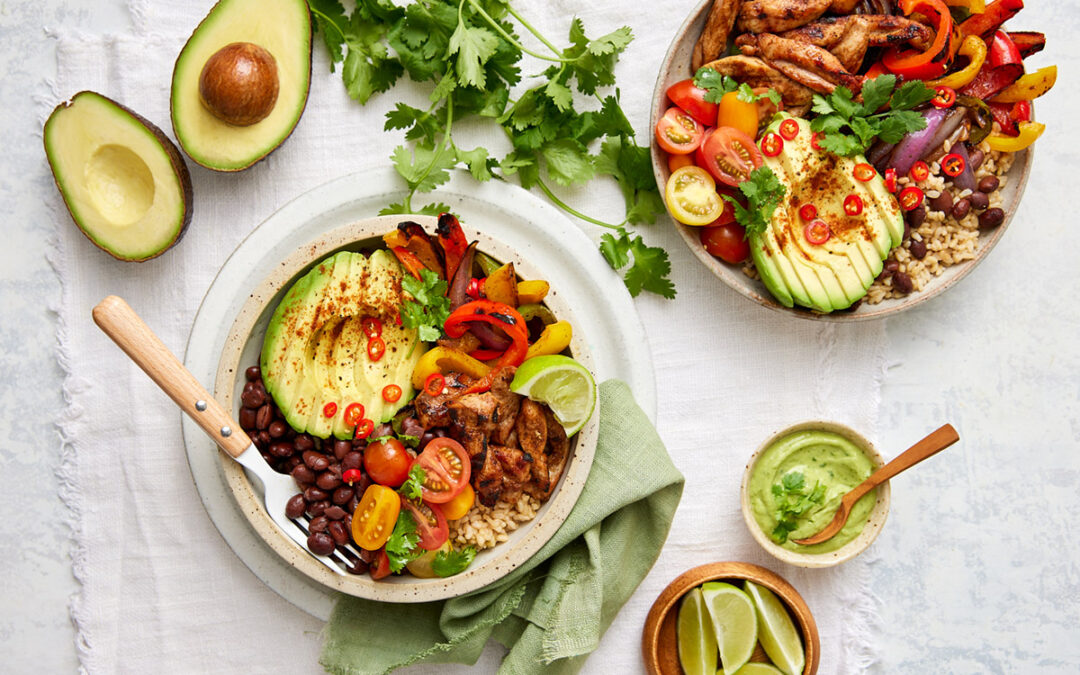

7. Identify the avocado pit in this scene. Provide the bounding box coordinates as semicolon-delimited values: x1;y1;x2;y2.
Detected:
199;42;279;126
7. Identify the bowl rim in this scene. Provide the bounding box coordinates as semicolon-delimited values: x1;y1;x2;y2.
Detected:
641;561;821;675
650;0;1033;322
740;421;891;568
212;213;600;602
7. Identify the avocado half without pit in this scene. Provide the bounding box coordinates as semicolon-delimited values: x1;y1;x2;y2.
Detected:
171;0;312;171
43;91;193;262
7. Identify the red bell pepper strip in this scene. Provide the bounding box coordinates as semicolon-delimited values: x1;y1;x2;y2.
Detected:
435;213;469;283
882;0;956;80
391;247;428;280
468;348;505;361
443;300;529;393
987;102;1018;136
1012;100;1032;122
1008;31;1045;59
958;62;1023;100
988;30;1022;68
959;0;1023;39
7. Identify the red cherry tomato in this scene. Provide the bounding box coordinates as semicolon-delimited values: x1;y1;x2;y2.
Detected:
909;161;930;183
931;86;956;109
798;203;817;221
694;128;715;171
898;186;924;211
369;548;391;580
941;153;965;177
414;438;471;503
708;195;738;227
700;223;750;264
402;500;449;551
364;437;412;487
699;127;762;187
655;106;705;155
843;194;864;216
367;336;386;362
804;219;831;245
778;118;800;141
343;403;365;427
322;402;338;418
884;168;898;193
360;317;383;338
760;132;784;157
853;163;876;182
666;78;719;126
382;384;402;403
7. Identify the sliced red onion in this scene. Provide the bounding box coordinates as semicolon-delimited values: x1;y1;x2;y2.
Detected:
886;107;952;176
448;242;477;310
946;142;978;193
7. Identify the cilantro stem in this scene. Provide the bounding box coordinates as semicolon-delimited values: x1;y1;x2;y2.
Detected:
534;179;624;230
402;88;456;211
466;0;575;63
309;7;346;41
502;4;565;58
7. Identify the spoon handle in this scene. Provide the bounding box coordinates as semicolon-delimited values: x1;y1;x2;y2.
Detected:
847;423;960;502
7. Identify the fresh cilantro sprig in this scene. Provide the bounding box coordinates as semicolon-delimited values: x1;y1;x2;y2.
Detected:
432;546;477;577
693;67;781;107
770;471;827;544
311;1;673;299
810;74;936;156
385;511;423;573
401;268;451;342
723;166;787;236
399;464;426;501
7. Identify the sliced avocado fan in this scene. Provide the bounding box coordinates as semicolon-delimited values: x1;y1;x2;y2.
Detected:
43;91;193;262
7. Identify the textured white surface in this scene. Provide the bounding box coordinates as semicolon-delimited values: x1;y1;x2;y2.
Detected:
1;2;1076;675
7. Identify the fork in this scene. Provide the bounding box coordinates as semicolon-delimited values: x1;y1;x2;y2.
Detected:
93;295;366;576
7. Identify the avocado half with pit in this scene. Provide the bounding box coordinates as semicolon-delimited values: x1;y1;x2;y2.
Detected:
171;0;312;171
43;91;193;262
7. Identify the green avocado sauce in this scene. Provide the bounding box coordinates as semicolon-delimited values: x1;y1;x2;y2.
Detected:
749;429;877;553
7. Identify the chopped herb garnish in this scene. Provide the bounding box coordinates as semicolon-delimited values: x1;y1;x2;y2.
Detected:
724;166;787;236
432;546;477;577
401;268;451;342
771;471;827;544
399;464;426;501
384;511;423;573
810;74;936;156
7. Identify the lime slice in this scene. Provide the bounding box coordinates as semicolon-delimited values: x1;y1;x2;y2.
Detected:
743;581;805;675
701;582;758;674
718;664;785;675
678;587;718;675
509;355;596;436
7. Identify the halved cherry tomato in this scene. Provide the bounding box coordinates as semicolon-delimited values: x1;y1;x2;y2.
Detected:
423;373;446;398
700;223;750;264
694;128;715;170
853;163;876;182
343;403;365;427
909;161;930;182
804;219;831;245
665;166;724;226
667;152;693;173
779;118;800;141
655;106;704;155
716;91;759;139
364;437;412;487
700;127;762;187
666;79;718;126
323;402;338;418
810;132;825;152
354;418;374;440
932;86;957;109
367;337;386;362
352;484;401;550
844;194;864;216
760;132;784;157
898;186;924;211
799;203;817;221
369;547;391;579
441;483;475;520
361;317;383;338
941;153;965;177
414;438;470;503
884;168;898;193
402;500;449;551
382;384;402;403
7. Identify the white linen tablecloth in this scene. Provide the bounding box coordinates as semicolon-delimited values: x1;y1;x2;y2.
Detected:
45;0;888;671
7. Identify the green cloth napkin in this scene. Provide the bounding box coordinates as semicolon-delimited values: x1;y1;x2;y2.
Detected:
321;379;684;675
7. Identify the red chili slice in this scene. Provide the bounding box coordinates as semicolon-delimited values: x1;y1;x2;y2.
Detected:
423;373;446;398
367;337;386;362
811;132;825;152
843;194;864;216
779;118;800;141
798;203;817;221
382;385;402;403
323;402;338;418
853;163;876;182
941;153;965;177
909;161;930;183
884;168;898;193
343;403;365;427
804;219;831;245
342;468;363;485
761;132;784;157
353;418;374;440
898;186;924;211
932;85;956;108
465;277;486;300
360;317;382;339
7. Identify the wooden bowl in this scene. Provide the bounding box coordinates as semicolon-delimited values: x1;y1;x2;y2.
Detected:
212;214;599;602
740;421;890;568
650;0;1033;322
642;562;820;675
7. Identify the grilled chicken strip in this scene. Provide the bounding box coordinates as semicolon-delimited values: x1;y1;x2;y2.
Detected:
780;15;932;72
692;0;744;71
473;439;504;507
738;0;864;34
701;55;814;115
737;33;864;94
414;372;471;428
517;398;549;494
487;367;521;446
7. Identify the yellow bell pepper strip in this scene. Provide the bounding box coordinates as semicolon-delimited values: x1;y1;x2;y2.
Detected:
928;35;986;89
411;346;490;390
984;121;1044;152
484;263;519;307
883;0;956;80
958;0;1022;39
516;280;549;305
991;65;1057;103
524;321;573;361
943;0;985;13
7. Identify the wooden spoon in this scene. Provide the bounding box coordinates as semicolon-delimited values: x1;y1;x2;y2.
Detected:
791;423;960;546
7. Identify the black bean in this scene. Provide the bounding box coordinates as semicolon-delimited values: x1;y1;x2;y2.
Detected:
346;560;369;575
255;404;273;430
978;207;1005;230
269;441;294;458
332;486;355;506
307;532;335;556
308;515;330;533
952;198;971;219
294;434;315;452
347;495;360;514
303;486;328;503
905;205;926;228
359;548;376;564
256;431;271;448
243;381;256;395
316;471;342;491
968;149;985;170
978;175;1000;193
309;500;331;517
910;239;928;260
884;259;899;275
239;407;257;430
328;521;350;546
241;388;265;408
281;456;302;472
303;450;330;471
245;366;261;382
324;506;347;520
268;420;288;439
285;494;306;519
333;439;352;460
291;464;316;484
930;191;953;214
893;271;914;294
342;451;363;472
969;191;989;211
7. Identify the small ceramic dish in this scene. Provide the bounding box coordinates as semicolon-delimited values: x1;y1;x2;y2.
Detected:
642;561;820;675
740;421;890;568
650;0;1033;322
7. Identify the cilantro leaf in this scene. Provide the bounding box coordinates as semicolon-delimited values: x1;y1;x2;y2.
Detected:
385;511;422;573
725;166;786;235
693;66;739;103
586;26;633;55
309;0;348;66
448;16;499;89
432;546;478;577
808;75;934;156
391;143;457;193
889;79;937;111
770;471;827;544
401;268;451;342
858;74;895;116
601;229;675;299
542;139;595;186
456;146;494;182
399;464;425;501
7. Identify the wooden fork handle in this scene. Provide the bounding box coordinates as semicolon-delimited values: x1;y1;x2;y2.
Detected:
92;295;252;458
847;423;960;503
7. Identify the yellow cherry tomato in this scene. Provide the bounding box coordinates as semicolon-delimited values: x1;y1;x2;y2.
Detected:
351;484;401;550
665;166;723;226
716;91;759;139
441;483;475;520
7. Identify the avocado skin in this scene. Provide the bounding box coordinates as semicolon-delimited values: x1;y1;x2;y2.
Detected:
44;91;193;262
170;0;313;172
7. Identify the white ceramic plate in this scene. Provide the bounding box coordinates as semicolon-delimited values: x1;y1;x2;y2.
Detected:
181;168;656;619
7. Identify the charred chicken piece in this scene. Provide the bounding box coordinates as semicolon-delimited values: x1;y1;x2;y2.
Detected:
737;33;864;94
700;55;815;116
779;15;932;72
488;368;521;446
691;0;743;71
517;398;549;494
473;439;504;507
414;372;471;429
738;0;864;34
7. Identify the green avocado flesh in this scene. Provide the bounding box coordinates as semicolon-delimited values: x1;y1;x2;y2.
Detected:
750;115;904;313
171;0;311;171
43;91;192;262
260;250;427;439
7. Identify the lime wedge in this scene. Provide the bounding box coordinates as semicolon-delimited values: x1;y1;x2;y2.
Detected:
701;582;758;674
678;587;718;675
718;663;785;675
743;581;805;675
509;355;596;436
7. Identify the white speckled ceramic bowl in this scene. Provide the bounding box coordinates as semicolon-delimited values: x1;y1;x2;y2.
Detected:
740;421;890;568
213;214;598;602
651;0;1033;321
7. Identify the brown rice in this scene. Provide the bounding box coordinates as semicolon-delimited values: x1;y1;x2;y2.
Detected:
449;492;541;551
